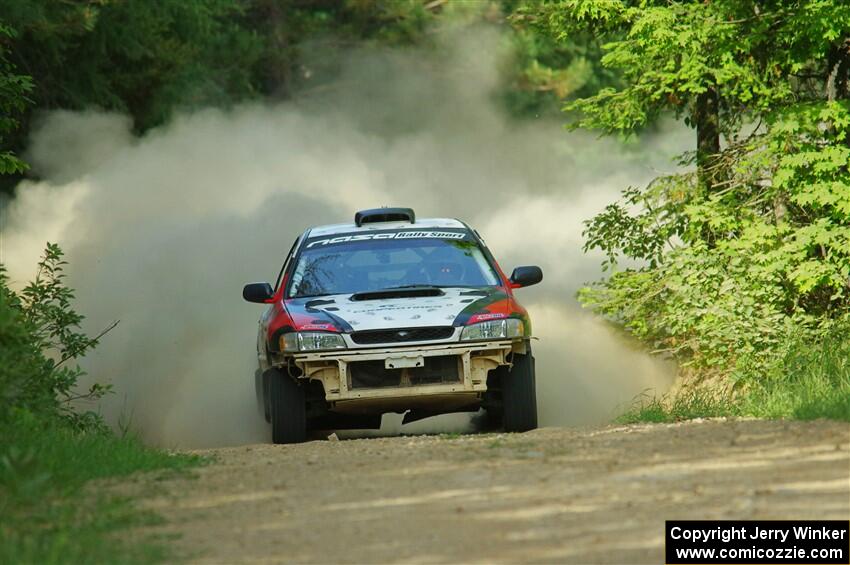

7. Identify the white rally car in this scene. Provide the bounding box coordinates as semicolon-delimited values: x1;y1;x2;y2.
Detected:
243;208;542;443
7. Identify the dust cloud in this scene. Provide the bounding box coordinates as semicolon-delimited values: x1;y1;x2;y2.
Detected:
0;26;683;447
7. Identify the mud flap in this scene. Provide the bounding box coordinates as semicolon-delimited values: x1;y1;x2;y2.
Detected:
255;368;270;422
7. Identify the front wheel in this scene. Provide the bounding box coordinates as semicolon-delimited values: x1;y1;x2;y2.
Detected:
502;350;538;433
268;368;307;444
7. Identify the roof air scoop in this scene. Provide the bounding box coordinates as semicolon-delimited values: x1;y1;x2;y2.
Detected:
355;207;415;227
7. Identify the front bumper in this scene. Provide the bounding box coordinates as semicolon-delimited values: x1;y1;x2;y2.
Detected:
274;339;525;410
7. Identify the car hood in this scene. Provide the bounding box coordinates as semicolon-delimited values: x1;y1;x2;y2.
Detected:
284;287;514;332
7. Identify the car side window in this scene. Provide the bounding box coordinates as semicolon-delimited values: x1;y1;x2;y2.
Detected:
274;236;301;292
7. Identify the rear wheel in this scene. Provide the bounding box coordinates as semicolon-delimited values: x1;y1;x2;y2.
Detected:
268;368;307;444
502;350;538;433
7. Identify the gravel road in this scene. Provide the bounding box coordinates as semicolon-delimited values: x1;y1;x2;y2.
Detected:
132;419;849;563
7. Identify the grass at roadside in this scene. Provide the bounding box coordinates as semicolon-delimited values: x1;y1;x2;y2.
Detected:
617;325;850;424
736;326;850;421
0;411;204;564
615;390;733;424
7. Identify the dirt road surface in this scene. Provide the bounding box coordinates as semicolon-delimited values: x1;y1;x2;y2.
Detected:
132;419;849;563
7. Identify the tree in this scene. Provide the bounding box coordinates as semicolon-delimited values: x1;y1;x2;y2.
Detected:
538;0;850;378
537;1;849;187
0;24;31;175
1;0;263;132
0;0;441;190
505;0;623;117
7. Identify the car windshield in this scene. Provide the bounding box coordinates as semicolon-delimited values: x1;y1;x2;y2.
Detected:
287;235;500;298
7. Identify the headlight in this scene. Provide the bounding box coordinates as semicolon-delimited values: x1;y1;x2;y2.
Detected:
280;332;346;352
460;318;524;341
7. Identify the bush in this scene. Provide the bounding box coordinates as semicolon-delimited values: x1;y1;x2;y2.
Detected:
0;243;203;563
579;103;850;403
0;243;113;426
617;323;850;423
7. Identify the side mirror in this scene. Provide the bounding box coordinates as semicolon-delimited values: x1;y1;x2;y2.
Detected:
509;266;543;288
243;282;274;303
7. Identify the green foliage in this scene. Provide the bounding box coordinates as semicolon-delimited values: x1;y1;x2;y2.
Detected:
0;23;32;174
0;0;455;137
530;1;850;402
0;1;619;189
1;246;204;563
1;0;264;132
0;0;448;187
1;243;114;427
0;270;46;417
537;0;850;135
506;0;623;117
579;99;850;376
617;322;850;423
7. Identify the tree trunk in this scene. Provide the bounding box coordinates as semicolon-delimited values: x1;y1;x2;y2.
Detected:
252;0;293;99
694;86;721;193
826;38;850;102
826;38;850;152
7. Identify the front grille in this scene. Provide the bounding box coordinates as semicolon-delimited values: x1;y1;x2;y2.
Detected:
350;326;454;345
350;356;461;389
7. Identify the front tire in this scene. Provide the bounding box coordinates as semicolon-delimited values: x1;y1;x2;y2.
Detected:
502;350;538;433
268;368;307;444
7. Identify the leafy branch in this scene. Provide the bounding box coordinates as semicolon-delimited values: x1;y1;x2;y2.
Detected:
3;243;118;424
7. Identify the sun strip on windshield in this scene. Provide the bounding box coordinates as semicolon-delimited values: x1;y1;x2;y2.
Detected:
303;228;471;249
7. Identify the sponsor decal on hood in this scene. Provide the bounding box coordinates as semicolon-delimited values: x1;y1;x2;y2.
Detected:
285;286;521;333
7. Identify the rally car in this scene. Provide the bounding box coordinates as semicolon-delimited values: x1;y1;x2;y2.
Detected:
243;208;542;443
